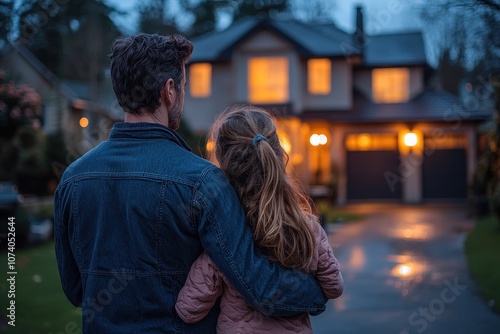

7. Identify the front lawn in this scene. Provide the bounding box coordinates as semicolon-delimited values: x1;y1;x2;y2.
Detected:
465;216;500;313
315;200;363;224
0;242;81;333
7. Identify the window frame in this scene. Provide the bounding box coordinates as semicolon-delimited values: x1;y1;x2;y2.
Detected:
189;63;212;98
247;56;289;104
372;67;410;103
307;58;332;95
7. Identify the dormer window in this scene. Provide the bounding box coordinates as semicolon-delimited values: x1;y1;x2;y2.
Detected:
308;58;331;95
190;63;211;98
372;68;409;103
248;57;289;104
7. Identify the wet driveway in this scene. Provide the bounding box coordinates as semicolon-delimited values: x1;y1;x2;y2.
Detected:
310;204;500;334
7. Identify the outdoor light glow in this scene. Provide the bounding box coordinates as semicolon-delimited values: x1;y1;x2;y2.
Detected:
348;246;366;270
357;133;371;149
310;133;327;146
396;224;431;240
310;134;320;146
404;132;418;147
79;117;89;128
398;264;412;276
393;263;413;277
206;139;214;152
277;129;292;153
280;136;292;153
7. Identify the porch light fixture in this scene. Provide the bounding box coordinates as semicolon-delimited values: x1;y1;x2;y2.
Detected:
310;133;328;146
310;133;328;184
392;263;414;278
79;117;89;128
404;132;418;147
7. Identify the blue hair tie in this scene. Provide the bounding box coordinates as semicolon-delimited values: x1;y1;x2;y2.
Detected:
252;134;268;147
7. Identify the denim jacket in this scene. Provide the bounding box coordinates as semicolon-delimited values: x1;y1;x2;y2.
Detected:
54;122;326;333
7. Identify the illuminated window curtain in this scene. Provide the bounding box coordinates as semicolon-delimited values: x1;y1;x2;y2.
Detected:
308;58;331;95
190;63;212;98
248;57;289;103
372;68;409;103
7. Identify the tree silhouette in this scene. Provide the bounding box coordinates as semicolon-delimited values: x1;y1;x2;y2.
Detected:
138;0;179;36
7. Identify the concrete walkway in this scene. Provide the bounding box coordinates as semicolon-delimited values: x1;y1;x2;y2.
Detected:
310;204;500;334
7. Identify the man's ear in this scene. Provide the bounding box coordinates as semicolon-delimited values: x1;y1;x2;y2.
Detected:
162;78;176;107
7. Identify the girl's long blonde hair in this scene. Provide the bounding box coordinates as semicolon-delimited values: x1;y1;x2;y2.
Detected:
209;105;316;271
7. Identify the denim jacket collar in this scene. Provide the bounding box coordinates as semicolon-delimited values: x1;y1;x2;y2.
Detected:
110;122;192;152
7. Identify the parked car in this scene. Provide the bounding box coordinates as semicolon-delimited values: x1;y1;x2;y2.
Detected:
0;182;24;213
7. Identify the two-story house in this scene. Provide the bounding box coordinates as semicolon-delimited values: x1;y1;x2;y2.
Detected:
183;7;490;204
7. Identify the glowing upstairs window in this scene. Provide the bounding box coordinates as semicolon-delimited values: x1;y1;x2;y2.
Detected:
308;58;331;95
372;68;409;103
248;57;289;104
190;63;211;98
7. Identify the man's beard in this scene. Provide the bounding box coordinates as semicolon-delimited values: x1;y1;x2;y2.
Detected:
168;94;182;130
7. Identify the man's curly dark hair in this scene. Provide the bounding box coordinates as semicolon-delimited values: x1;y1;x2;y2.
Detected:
110;34;193;115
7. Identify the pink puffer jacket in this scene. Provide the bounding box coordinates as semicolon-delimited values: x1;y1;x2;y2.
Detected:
175;219;343;333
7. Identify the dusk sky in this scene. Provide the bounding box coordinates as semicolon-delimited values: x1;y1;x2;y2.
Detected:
104;0;424;35
103;0;433;64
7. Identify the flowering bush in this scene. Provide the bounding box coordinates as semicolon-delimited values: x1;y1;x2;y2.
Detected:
0;69;43;140
0;69;50;194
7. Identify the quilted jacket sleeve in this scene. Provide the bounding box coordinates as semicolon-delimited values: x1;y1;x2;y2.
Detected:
313;223;344;299
175;252;224;323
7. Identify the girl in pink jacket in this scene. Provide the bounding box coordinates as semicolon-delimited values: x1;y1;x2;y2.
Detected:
175;105;343;333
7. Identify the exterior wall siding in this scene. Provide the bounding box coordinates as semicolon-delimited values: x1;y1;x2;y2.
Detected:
184;63;234;133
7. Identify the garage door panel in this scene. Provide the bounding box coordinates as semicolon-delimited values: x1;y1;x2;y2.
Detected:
423;149;467;199
347;151;402;200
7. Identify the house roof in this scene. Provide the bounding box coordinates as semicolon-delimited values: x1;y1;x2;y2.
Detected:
1;41;122;121
1;41;76;99
190;17;259;62
190;18;362;62
301;90;491;124
271;20;357;57
190;18;427;66
363;32;427;67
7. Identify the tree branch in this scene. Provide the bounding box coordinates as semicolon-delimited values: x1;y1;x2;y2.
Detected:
476;0;500;12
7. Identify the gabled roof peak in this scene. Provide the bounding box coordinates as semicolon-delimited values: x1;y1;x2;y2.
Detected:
190;16;427;67
190;17;360;62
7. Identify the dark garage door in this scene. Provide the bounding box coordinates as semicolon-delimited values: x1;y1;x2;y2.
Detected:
347;150;402;200
423;149;467;199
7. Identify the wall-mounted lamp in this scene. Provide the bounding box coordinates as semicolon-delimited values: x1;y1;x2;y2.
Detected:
310;133;328;184
310;133;328;146
404;132;418;147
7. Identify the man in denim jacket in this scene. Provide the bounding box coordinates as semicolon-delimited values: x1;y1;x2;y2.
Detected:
54;33;327;333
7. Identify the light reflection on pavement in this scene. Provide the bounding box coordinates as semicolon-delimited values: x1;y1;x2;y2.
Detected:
311;204;500;334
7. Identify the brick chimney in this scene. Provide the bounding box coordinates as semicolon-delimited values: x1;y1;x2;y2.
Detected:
353;5;366;49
